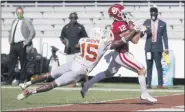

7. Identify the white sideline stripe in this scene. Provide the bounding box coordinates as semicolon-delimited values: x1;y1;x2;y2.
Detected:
5;93;184;111
1;86;184;92
142;108;184;111
175;105;184;108
140;105;185;111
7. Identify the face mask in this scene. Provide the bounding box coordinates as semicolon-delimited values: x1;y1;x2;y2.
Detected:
70;19;77;24
151;12;158;21
151;16;156;21
17;14;23;19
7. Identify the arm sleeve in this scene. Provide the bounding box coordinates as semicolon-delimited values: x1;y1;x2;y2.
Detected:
162;23;169;49
59;26;66;40
8;20;15;43
25;19;36;44
78;38;84;44
80;25;88;38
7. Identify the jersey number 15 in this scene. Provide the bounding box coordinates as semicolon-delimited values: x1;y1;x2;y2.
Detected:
81;43;98;62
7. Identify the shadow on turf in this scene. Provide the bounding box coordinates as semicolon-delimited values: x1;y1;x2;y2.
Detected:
24;101;162;106
75;102;162;105
151;86;183;89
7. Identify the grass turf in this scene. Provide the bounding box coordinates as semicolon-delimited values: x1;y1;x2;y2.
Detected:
1;83;184;111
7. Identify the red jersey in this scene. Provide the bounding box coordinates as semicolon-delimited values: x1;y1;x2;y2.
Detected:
110;21;130;53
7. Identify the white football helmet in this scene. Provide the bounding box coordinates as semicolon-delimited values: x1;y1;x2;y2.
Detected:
90;27;105;40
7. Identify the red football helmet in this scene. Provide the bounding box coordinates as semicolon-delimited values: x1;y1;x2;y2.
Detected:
108;4;131;22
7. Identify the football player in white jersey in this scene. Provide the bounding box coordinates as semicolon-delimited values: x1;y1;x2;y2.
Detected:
16;27;117;100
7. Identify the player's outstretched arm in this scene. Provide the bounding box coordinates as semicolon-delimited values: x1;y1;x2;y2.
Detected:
122;20;146;44
125;29;139;42
119;29;137;43
110;29;137;49
110;39;125;49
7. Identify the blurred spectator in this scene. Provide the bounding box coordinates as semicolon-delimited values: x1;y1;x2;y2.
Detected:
59;12;88;62
6;7;35;85
143;6;169;89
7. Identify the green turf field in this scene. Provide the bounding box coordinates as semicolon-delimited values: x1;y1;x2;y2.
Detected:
1;83;184;111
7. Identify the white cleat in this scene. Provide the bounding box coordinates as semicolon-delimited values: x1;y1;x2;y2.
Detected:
17;93;26;100
19;83;28;90
140;93;157;103
17;89;32;100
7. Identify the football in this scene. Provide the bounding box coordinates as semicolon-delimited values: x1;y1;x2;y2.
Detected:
128;21;141;44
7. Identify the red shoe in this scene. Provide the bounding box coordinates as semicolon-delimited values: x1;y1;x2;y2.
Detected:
157;85;164;89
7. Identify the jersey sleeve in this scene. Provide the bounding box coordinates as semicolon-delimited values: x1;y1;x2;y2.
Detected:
78;38;85;44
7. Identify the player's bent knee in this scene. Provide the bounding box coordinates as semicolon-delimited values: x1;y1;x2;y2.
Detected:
138;67;146;75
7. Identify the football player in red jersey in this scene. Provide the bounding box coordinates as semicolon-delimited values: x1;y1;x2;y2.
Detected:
81;4;157;103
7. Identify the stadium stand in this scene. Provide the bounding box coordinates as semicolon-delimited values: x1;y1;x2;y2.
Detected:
1;0;184;40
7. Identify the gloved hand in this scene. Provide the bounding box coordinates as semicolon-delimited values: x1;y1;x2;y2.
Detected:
144;27;152;37
133;19;145;32
164;49;169;54
140;25;147;32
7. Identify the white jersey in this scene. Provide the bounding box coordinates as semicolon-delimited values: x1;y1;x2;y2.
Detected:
75;38;110;72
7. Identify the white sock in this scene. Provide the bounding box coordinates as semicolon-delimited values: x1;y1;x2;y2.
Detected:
138;75;148;94
26;81;32;86
31;88;37;94
84;72;106;91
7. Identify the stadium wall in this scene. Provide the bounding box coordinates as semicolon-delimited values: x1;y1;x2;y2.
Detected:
1;38;184;79
1;0;184;80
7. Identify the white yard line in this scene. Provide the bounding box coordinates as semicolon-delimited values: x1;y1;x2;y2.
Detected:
1;86;184;92
5;93;184;111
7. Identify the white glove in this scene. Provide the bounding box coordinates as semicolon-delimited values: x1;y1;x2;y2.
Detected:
140;25;147;32
133;20;145;31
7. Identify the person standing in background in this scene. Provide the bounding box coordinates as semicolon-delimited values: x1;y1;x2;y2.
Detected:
59;12;88;62
59;12;88;86
6;7;36;85
143;6;169;89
